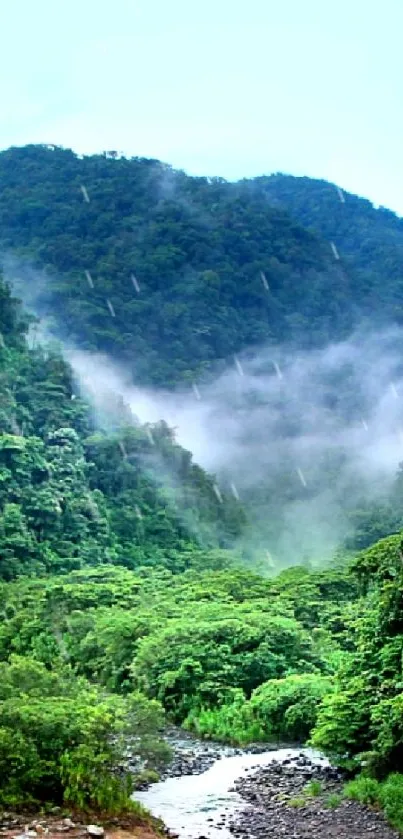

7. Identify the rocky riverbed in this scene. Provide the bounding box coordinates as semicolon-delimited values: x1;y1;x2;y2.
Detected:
159;728;238;780
227;754;400;839
137;740;401;839
157;728;278;781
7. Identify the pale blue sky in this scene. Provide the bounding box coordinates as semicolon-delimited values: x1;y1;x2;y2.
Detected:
1;0;402;212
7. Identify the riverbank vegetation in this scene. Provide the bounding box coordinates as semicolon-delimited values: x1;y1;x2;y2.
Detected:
344;774;403;833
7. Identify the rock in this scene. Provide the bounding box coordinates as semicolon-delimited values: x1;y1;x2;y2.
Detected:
86;827;104;838
62;820;75;829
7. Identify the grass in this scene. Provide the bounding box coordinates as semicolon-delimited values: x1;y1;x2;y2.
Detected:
344;772;403;833
303;780;323;797
289;780;340;810
288;779;325;808
288;796;307;808
344;776;380;806
324;793;343;809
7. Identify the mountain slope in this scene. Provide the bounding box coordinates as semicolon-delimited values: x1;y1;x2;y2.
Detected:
0;273;243;581
257;173;403;323
0;145;355;387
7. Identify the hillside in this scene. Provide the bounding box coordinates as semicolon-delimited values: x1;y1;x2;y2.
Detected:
0;144;355;387
3;146;403;560
2;147;403;393
257;173;403;323
0;272;244;582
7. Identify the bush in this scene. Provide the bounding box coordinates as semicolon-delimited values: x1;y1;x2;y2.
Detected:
344;775;381;806
185;690;265;744
304;780;322;797
379;773;403;833
184;673;332;745
344;772;403;832
61;745;134;813
0;655;167;811
325;793;343;808
250;673;332;742
0;728;40;807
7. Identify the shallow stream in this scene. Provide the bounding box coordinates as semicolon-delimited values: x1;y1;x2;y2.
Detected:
135;745;327;839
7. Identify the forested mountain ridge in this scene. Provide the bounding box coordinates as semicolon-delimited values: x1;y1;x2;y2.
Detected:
2;146;403;394
258;173;403;323
0;144;361;387
2;144;403;563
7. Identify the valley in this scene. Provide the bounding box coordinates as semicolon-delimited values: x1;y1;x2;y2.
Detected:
0;147;402;834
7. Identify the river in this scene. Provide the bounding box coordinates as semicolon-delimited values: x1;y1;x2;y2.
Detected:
135;745;328;839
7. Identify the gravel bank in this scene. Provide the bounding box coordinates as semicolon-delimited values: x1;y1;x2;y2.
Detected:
226;754;399;839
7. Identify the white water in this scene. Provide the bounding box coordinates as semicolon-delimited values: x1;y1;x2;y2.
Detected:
134;748;327;839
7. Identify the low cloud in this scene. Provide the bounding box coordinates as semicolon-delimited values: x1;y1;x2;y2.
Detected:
68;329;403;566
5;253;403;567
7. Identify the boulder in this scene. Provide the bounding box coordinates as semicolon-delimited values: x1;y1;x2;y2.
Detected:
86;827;104;838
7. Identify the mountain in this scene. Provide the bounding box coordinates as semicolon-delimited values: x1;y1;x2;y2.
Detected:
0;145;357;387
0;272;244;582
257;173;403;324
2;145;403;561
2;146;403;392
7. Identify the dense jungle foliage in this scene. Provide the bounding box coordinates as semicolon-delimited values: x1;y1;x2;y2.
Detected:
0;149;402;829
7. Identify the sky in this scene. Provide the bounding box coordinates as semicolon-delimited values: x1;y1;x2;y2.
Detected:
1;0;403;212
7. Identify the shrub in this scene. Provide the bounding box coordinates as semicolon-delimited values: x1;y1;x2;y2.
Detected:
344;775;381;806
379;773;403;833
250;673;332;742
185;673;332;745
61;745;134;813
344;772;403;832
0;655;167;811
184;689;266;744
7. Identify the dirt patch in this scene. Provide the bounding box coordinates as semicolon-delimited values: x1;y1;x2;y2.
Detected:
0;813;166;839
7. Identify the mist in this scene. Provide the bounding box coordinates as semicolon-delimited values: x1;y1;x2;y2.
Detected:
4;252;403;567
67;329;403;567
